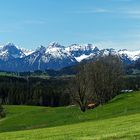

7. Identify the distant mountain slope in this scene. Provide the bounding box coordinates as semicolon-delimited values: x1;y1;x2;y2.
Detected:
0;42;139;71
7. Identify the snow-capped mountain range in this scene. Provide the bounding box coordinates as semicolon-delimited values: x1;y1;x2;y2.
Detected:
0;42;139;72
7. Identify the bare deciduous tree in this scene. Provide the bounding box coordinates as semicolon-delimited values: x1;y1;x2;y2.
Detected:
69;64;92;112
69;55;123;112
87;55;124;105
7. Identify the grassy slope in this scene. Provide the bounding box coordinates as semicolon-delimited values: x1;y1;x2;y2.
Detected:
0;113;140;140
0;91;140;139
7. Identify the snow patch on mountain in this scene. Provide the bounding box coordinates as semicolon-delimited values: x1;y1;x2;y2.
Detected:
75;54;93;62
21;48;34;56
119;49;140;61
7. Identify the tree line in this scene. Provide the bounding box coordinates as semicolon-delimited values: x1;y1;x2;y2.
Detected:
0;76;70;107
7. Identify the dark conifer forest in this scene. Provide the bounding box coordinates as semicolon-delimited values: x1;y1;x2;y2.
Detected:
0;76;71;106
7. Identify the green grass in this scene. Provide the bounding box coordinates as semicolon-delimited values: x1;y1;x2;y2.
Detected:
0;113;140;140
0;91;140;139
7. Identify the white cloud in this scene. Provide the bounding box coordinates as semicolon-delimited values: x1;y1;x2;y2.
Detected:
74;8;111;14
105;7;140;19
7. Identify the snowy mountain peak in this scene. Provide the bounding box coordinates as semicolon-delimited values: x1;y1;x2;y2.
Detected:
20;48;34;56
84;44;95;50
36;45;46;52
2;43;18;51
67;43;96;51
0;43;25;60
48;42;64;49
93;46;99;52
118;49;128;52
0;42;139;71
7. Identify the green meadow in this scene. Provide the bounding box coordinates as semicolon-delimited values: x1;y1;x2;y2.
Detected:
0;91;140;140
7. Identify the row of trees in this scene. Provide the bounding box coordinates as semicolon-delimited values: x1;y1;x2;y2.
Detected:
123;76;140;90
0;76;70;107
70;56;124;112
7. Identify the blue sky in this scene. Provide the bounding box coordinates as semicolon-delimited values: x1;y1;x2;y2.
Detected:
0;0;140;50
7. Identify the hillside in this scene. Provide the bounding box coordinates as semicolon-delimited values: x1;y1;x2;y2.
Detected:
0;91;140;139
0;112;140;140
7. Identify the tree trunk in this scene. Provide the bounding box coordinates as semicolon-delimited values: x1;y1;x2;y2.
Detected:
80;105;86;112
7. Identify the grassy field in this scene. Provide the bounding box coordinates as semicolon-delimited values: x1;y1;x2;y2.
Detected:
0;91;140;139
